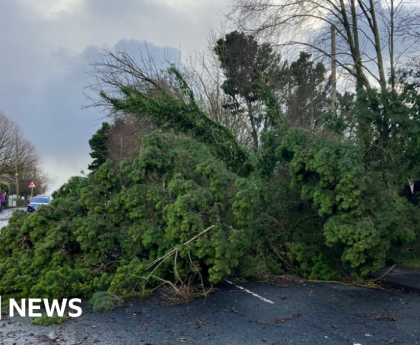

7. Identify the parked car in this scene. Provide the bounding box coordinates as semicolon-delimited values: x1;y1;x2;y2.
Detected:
27;195;51;212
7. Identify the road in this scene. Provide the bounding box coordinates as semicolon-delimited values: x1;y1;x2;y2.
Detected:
0;208;13;230
0;279;419;345
0;207;25;231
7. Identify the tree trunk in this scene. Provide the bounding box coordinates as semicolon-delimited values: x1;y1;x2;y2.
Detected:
369;0;387;91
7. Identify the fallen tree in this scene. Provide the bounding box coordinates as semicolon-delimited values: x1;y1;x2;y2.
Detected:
2;57;420;301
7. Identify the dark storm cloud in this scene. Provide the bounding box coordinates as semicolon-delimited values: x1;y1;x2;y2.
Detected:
0;0;229;191
0;38;180;189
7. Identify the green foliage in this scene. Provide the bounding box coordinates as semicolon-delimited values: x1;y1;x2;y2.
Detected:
279;89;420;278
287;242;338;280
89;291;122;312
214;31;281;105
282;52;330;128
2;56;419;305
0;181;10;194
0;132;255;299
100;69;254;177
282;128;364;218
31;313;67;326
214;31;284;151
88;122;111;173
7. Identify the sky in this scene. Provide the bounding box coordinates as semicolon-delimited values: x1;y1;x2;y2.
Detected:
0;0;230;193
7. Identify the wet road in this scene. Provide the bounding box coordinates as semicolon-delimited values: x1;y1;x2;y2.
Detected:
0;208;26;231
1;279;419;345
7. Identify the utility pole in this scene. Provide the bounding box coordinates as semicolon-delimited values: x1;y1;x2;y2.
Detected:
15;133;19;207
120;137;123;163
331;24;337;114
33;167;37;198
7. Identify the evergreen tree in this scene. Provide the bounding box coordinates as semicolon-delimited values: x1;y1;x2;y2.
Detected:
88;122;111;173
283;52;330;129
2;51;420;305
214;31;282;151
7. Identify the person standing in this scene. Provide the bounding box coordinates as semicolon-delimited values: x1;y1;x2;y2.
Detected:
0;191;6;212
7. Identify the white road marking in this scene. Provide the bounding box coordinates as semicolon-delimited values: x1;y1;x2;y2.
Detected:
225;280;274;304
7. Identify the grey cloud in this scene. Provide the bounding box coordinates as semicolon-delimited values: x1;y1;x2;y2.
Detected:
0;0;229;192
2;39;180;157
114;39;180;67
0;36;181;191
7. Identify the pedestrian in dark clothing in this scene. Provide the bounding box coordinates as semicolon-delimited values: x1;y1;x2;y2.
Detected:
1;191;6;212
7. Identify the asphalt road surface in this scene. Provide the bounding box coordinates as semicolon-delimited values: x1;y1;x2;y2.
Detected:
0;279;419;345
0;212;11;230
0;208;25;231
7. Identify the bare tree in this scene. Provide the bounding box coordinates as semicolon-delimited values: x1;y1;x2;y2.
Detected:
184;29;289;152
106;115;154;164
0;111;19;177
87;46;254;175
0;112;38;180
230;0;420;91
19;164;55;198
86;45;185;113
0;111;53;196
86;39;258;150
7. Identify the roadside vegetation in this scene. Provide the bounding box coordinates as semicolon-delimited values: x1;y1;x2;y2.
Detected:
31;313;67;326
1;0;420;303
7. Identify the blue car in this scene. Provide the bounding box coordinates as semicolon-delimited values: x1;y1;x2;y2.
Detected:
27;195;51;212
